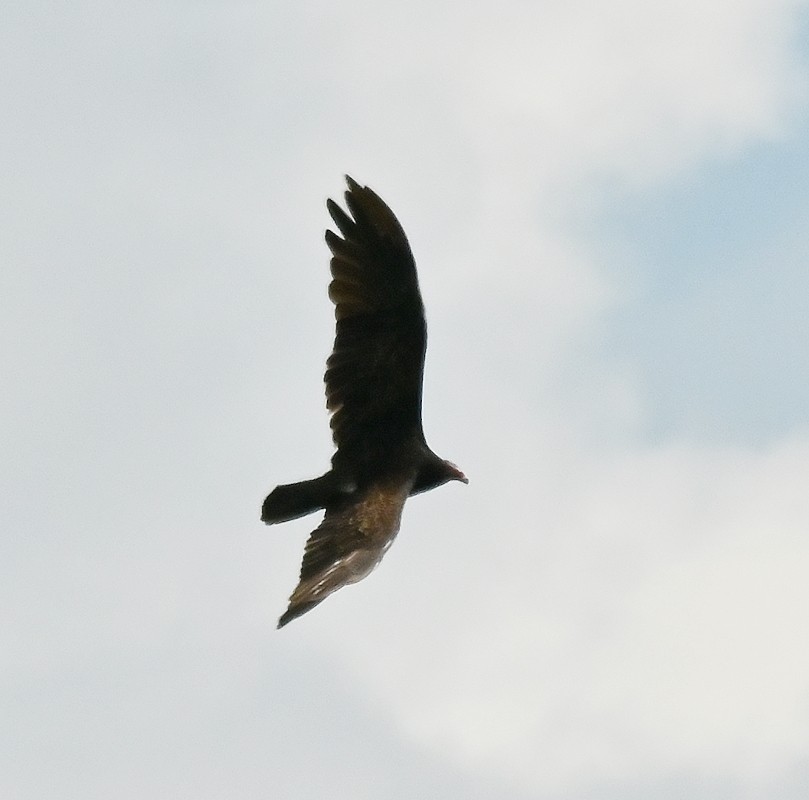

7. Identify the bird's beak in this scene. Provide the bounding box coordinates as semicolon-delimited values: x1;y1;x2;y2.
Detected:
452;466;469;485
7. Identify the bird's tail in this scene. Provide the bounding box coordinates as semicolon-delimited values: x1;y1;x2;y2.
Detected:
261;474;336;525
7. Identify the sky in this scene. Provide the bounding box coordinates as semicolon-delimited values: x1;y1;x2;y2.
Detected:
3;1;809;797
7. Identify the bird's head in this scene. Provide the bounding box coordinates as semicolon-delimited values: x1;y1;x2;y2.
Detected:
442;460;469;485
412;456;468;495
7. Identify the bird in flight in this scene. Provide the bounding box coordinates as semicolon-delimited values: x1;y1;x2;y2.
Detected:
262;176;467;628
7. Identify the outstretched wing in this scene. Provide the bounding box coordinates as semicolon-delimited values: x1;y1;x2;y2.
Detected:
324;176;427;475
277;480;412;627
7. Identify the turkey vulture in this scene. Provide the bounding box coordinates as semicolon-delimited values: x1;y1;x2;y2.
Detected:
262;176;467;628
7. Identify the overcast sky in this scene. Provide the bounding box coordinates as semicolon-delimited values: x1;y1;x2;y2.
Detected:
4;1;809;798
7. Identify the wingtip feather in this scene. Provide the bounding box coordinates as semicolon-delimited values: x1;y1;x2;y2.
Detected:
277;600;320;629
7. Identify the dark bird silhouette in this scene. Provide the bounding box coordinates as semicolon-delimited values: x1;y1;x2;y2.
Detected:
262;176;467;628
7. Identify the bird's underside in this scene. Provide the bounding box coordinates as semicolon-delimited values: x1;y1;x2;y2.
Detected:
262;176;466;628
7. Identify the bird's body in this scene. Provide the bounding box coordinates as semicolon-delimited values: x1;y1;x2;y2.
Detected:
262;176;466;628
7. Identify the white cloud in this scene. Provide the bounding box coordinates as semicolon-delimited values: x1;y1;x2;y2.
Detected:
467;0;804;186
317;438;809;795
